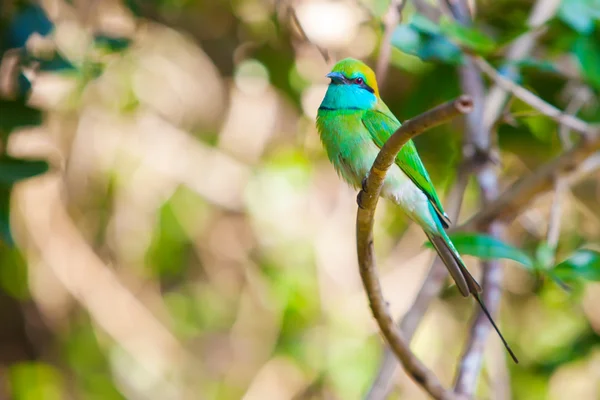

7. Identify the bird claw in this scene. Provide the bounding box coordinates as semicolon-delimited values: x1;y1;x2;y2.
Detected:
357;191;366;209
361;177;368;192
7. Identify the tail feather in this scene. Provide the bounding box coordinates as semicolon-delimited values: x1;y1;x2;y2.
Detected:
426;233;476;296
473;294;519;363
426;231;519;364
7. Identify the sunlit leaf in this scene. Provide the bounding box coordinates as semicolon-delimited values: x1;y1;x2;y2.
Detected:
553;249;600;282
439;16;497;54
523;116;556;143
424;233;534;268
0;244;29;299
9;362;65;400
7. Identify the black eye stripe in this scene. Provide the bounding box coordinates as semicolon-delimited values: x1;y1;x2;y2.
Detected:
334;74;374;93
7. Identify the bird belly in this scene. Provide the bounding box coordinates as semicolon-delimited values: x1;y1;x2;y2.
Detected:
356;143;439;233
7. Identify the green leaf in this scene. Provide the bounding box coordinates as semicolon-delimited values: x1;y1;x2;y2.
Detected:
424;233;534;268
439;16;497;54
546;270;572;293
0;157;48;245
573;36;600;89
0;100;42;136
9;362;65;400
0;186;13;245
535;242;556;269
392;20;463;65
410;13;442;36
553;249;600;282
558;0;600;34
0;157;49;185
0;244;30;299
391;24;422;55
523;115;556;143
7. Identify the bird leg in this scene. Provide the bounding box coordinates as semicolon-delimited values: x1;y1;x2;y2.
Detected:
357;176;369;209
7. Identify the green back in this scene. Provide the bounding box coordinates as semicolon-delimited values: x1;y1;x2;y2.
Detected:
361;104;451;227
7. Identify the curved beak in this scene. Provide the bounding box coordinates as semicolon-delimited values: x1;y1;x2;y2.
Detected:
326;71;345;83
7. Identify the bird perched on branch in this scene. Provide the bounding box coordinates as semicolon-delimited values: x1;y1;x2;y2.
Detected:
316;57;518;363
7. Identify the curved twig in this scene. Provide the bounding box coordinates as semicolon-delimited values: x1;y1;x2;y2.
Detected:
356;96;473;400
365;167;470;400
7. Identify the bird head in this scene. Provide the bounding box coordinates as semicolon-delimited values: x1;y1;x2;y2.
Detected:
320;58;379;111
327;58;379;97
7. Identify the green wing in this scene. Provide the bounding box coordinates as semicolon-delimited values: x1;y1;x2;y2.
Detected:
361;106;451;228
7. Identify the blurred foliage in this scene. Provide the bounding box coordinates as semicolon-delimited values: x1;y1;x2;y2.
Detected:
0;0;599;400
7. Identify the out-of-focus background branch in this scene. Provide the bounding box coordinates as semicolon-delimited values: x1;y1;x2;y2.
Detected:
1;0;600;399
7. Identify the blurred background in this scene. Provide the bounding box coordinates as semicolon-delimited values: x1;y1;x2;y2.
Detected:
0;0;600;399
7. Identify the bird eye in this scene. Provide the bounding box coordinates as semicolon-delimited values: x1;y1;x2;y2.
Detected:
355;77;364;84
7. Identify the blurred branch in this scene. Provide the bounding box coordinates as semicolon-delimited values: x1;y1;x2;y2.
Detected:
413;0;443;20
452;2;596;392
474;57;594;135
288;6;331;63
482;0;562;130
367;0;589;395
454;219;504;396
457;134;600;231
365;167;469;400
547;84;589;256
546;176;564;251
356;96;473;400
443;0;510;396
375;0;407;85
15;175;196;399
559;85;591;148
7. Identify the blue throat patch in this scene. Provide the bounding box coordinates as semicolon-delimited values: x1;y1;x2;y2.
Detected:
319;84;377;110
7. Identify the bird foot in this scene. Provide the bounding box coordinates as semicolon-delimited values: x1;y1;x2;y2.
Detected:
361;177;368;192
357;190;366;209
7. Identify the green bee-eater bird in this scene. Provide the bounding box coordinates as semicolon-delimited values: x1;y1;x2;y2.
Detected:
316;58;517;363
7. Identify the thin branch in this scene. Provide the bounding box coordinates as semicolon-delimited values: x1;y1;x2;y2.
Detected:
357;96;473;400
457;134;600;231
546;177;564;251
559;85;591;148
375;0;408;85
413;0;443;21
474;57;594;135
288;6;331;63
547;84;589;256
482;0;562;130
444;0;513;395
454;200;505;397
